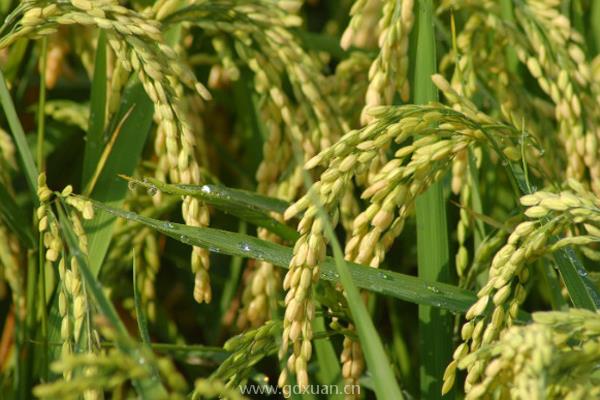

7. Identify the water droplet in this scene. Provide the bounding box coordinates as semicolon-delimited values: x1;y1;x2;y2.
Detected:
427;285;441;293
146;185;158;196
240;243;251;252
201;185;212;194
179;235;191;244
128;181;137;191
378;271;391;280
163;222;174;229
208;247;221;253
578;269;589;277
322;270;339;280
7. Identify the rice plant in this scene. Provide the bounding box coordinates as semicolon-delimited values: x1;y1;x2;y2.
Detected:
0;0;599;399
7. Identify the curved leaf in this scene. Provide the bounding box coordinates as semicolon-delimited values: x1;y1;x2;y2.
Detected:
91;199;478;314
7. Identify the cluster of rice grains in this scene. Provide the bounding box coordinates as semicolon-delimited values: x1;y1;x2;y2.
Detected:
455;309;600;399
3;0;213;306
444;182;600;396
36;173;102;399
165;1;354;389
429;4;600;396
34;320;189;399
441;0;600;194
342;0;414;124
282;93;526;388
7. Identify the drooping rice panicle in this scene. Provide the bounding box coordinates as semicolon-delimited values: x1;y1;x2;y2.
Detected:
444;181;600;395
455;309;600;399
1;0;216;303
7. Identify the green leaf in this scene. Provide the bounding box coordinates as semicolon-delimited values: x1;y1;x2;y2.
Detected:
36;37;48;170
85;79;153;276
2;38;28;83
90;200;479;315
499;0;519;73
219;221;246;320
144;343;229;364
127;176;297;241
133;253;151;345
312;315;342;392
233;68;266;173
99;340;228;364
552;242;600;310
0;68;38;196
592;0;600;55
412;1;454;398
81;30;107;188
538;260;568;310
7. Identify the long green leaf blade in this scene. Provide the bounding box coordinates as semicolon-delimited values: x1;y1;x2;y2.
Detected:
0;68;38;195
81;30;107;188
312;315;342;391
91;199;478;314
552;243;600;310
592;0;600;55
86;80;153;275
412;1;454;398
127;176;297;241
133;253;152;345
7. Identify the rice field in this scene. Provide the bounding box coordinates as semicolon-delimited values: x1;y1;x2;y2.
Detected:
0;0;600;399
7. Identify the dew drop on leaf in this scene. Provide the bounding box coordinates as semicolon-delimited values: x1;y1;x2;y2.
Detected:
427;285;441;294
201;185;212;194
240;243;251;252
